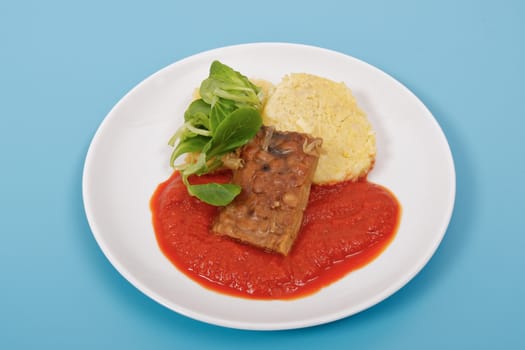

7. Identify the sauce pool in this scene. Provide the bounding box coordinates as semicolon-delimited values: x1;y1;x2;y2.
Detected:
151;171;400;300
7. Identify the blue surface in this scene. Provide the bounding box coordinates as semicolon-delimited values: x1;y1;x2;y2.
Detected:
1;0;524;348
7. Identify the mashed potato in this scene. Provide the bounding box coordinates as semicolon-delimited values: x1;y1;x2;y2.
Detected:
262;73;376;184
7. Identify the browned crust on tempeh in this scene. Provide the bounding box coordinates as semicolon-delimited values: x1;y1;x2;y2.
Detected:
212;126;322;255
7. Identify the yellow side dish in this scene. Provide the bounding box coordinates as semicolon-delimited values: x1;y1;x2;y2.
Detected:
262;73;376;184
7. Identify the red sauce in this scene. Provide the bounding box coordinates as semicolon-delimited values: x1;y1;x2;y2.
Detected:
151;171;400;300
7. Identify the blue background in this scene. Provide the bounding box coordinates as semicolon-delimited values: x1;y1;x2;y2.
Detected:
1;0;524;348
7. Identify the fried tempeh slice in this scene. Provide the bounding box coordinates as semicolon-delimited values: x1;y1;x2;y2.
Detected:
212;126;322;255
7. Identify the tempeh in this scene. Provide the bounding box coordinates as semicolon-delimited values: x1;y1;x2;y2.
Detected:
212;126;322;255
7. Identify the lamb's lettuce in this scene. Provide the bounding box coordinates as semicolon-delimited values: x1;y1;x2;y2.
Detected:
168;61;263;206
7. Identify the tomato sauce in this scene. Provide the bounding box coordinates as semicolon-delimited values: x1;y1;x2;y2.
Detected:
150;171;400;300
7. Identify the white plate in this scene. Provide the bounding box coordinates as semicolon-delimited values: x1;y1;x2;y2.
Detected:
82;43;455;330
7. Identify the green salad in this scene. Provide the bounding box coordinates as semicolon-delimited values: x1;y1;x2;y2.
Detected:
168;61;263;206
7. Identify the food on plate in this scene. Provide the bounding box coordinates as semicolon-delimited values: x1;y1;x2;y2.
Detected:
150;61;400;300
213;126;322;255
168;60;263;206
263;73;376;184
151;170;399;300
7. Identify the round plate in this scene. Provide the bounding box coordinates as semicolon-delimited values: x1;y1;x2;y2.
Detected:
82;43;455;330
